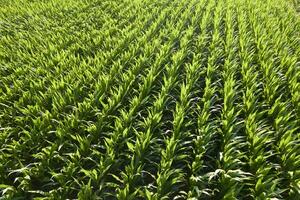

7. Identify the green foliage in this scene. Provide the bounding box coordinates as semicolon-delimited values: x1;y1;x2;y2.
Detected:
1;0;300;199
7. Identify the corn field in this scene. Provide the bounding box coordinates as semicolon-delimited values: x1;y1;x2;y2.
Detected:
0;0;300;199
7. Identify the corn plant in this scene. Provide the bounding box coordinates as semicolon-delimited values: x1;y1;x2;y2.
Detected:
1;0;300;199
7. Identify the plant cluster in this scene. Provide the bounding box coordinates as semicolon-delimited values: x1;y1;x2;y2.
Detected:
0;0;299;199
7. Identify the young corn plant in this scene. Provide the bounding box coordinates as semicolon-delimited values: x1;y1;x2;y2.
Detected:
1;0;300;199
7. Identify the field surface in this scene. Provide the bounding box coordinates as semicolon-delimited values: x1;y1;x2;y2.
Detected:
1;0;300;199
